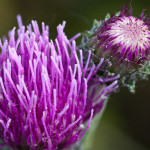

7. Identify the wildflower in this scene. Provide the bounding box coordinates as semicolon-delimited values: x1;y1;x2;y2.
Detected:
0;15;118;150
81;2;150;92
83;2;150;73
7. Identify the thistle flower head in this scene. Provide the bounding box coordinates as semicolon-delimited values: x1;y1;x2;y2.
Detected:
86;3;150;73
0;16;118;150
79;2;150;92
104;16;150;60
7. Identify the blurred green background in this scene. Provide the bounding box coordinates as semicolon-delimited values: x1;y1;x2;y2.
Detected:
0;0;150;150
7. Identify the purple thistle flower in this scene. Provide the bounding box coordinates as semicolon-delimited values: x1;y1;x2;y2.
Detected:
0;15;118;150
87;2;150;72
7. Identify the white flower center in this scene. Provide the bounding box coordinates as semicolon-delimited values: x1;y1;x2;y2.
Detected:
107;16;150;52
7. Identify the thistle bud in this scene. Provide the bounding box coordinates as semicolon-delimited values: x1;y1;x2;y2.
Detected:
81;2;150;92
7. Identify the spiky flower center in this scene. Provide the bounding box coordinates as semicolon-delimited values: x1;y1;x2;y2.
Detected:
107;16;150;53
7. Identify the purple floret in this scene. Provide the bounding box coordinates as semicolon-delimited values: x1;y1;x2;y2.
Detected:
90;2;150;72
0;15;118;150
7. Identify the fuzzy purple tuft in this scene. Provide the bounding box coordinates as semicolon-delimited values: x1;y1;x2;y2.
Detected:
0;16;118;150
89;2;150;72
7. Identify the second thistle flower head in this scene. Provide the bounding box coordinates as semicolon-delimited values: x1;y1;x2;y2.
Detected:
84;2;150;73
80;2;150;92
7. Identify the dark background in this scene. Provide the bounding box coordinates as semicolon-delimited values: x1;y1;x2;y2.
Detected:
0;0;150;150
